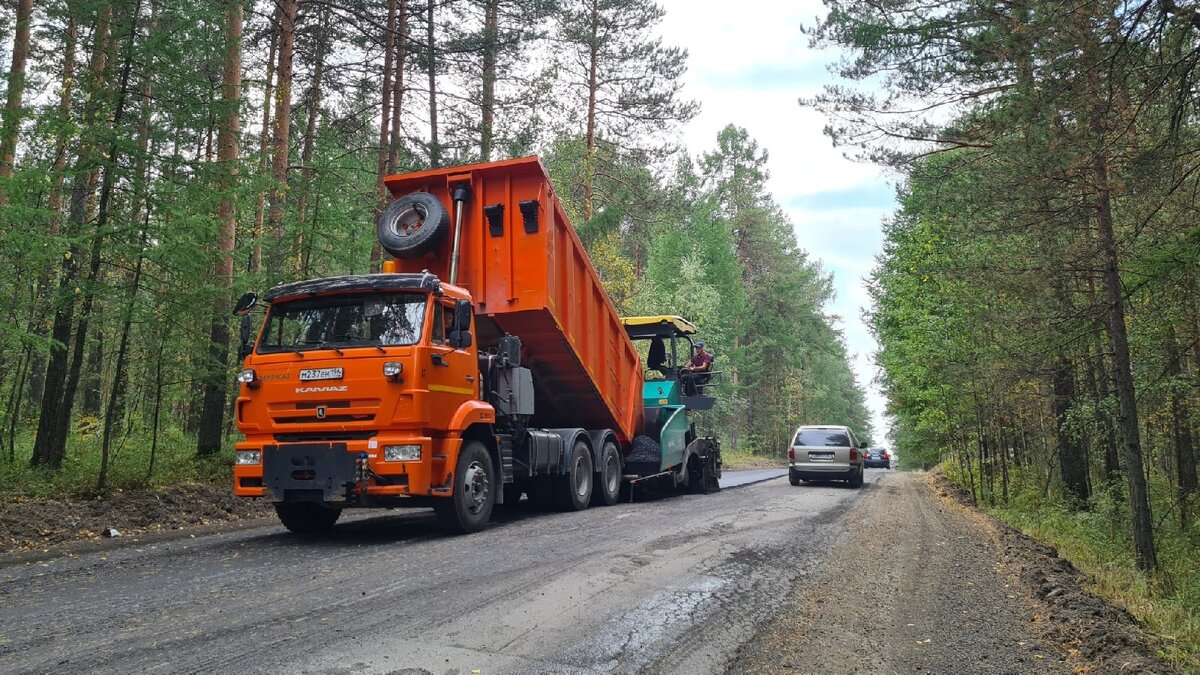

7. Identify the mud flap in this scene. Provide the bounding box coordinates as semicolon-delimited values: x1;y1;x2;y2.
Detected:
262;443;357;502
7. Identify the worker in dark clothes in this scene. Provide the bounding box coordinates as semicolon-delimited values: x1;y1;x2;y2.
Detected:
683;341;713;394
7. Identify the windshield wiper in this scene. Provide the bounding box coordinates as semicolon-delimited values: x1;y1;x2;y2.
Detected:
333;333;385;353
301;340;344;356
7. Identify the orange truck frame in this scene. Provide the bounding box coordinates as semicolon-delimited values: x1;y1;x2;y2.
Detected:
232;157;718;534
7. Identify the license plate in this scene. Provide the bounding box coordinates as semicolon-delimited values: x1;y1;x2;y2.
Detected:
299;367;343;381
809;451;834;460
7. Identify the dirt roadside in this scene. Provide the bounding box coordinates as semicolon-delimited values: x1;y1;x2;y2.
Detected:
0;484;274;557
731;471;1169;674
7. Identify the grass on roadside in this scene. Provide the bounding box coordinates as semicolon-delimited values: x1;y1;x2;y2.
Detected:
722;447;786;471
942;460;1200;670
0;424;235;500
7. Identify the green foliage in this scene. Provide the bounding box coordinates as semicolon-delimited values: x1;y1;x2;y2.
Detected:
0;428;234;499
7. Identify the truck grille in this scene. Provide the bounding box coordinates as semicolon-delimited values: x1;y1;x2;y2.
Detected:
268;399;381;426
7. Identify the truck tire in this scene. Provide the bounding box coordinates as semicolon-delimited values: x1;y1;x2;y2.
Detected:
556;439;593;511
376;192;450;259
274;502;341;534
591;440;621;506
434;441;494;534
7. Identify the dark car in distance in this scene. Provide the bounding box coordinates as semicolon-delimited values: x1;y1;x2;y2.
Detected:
864;447;891;469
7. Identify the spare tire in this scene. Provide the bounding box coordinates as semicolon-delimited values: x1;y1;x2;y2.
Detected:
377;192;450;259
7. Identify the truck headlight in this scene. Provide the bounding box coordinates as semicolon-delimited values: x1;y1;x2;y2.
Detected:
236;450;262;465
383;444;421;462
383;361;403;377
237;368;257;384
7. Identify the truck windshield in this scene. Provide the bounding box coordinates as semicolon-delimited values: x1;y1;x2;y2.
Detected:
258;292;427;353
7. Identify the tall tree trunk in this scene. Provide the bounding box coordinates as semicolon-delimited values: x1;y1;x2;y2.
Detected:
197;0;243;456
372;0;398;271
148;329;166;479
294;7;327;277
1166;333;1197;529
27;13;79;411
389;0;407;171
1093;148;1156;571
59;1;142;468
582;0;599;220
480;0;499;161
251;22;277;275
99;245;145;489
1085;292;1122;484
1052;357;1090;505
81;328;104;416
1078;6;1155;569
5;346;31;462
426;0;439;167
266;0;298;276
30;5;114;468
0;0;33;201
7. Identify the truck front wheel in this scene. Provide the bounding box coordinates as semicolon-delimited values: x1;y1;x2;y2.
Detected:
274;502;341;534
557;440;594;511
435;441;495;534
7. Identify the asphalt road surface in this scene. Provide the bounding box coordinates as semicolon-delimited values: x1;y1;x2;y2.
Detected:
0;468;1076;673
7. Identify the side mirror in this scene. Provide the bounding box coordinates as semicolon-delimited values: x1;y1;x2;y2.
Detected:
233;291;258;316
859;441;868;449
449;299;473;349
238;314;254;359
453;299;472;331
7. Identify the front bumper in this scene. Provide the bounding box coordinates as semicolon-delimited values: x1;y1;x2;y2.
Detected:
233;435;450;501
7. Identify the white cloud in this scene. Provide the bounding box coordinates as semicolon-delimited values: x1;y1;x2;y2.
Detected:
660;0;895;441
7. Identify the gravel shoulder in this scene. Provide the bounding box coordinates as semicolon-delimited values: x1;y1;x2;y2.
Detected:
732;471;1169;674
0;484;274;556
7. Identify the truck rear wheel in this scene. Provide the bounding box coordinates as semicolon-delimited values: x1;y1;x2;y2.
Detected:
556;440;593;511
590;440;621;506
376;192;450;259
274;502;341;534
434;441;494;534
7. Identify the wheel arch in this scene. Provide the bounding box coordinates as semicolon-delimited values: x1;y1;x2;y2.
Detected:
586;429;620;475
460;422;500;501
545;428;593;475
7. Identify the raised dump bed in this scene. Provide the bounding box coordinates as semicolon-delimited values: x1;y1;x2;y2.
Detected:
384;157;644;445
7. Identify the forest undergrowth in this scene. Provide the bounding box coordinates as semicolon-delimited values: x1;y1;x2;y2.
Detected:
943;461;1200;670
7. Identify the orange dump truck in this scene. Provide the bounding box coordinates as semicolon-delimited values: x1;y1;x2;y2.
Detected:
231;157;719;534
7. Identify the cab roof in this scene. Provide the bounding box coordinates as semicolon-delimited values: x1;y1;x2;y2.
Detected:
620;315;698;338
264;272;442;303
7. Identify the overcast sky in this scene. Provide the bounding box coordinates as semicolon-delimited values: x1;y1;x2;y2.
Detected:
658;0;895;441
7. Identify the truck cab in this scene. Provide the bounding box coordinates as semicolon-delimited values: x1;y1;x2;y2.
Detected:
233;272;497;532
